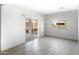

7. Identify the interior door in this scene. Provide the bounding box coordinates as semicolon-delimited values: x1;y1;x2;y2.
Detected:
25;19;38;42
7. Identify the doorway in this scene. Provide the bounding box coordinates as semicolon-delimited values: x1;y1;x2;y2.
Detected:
25;18;38;42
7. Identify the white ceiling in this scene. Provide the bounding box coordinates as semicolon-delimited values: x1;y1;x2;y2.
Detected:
17;4;78;15
1;0;79;15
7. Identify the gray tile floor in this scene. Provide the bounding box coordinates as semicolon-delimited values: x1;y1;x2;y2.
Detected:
0;37;79;55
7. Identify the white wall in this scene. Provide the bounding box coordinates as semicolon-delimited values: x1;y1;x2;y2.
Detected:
78;5;79;46
45;10;78;40
0;4;1;51
1;4;45;51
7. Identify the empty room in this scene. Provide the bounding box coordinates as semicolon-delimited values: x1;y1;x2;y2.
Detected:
0;3;79;55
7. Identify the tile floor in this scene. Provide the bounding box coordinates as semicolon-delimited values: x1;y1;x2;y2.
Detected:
0;37;79;55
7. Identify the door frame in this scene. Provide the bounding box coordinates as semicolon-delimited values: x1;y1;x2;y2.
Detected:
25;18;40;42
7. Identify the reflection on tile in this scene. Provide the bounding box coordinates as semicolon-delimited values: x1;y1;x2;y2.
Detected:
0;37;79;55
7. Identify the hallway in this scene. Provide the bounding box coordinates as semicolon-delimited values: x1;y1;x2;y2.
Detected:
1;37;78;55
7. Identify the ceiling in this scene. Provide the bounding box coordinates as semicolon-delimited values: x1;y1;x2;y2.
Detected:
1;0;79;15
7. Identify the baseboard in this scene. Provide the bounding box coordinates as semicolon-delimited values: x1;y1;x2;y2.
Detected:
1;42;26;52
45;35;78;41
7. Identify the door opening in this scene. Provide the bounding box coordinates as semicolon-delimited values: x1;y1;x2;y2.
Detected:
25;18;38;42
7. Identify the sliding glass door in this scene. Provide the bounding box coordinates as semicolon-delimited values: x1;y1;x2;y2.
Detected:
25;19;38;42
